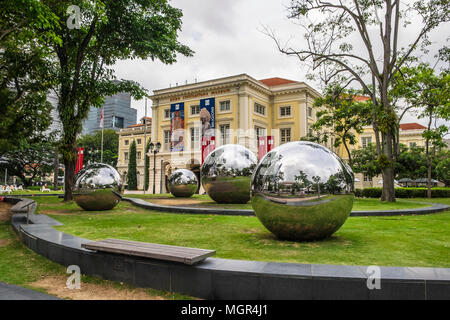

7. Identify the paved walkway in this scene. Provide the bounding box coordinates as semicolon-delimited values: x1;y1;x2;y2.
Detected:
0;282;59;300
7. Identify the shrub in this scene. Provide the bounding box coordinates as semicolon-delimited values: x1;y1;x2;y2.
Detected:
354;187;450;198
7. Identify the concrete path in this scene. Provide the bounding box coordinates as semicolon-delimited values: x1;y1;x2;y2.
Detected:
0;282;59;300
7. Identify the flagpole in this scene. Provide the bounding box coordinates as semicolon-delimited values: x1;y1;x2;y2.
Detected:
100;108;104;163
143;98;147;195
100;127;104;163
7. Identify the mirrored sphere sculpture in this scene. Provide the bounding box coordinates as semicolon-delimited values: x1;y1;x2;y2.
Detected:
168;169;198;197
201;144;258;203
73;163;123;211
251;141;354;241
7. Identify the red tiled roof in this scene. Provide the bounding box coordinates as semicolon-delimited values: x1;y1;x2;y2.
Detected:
127;124;143;128
353;95;370;102
259;77;297;87
400;123;426;130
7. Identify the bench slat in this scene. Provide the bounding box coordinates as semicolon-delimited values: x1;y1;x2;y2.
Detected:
102;239;213;256
81;239;215;265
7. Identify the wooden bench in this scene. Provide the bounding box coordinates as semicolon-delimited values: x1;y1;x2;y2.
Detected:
81;238;216;265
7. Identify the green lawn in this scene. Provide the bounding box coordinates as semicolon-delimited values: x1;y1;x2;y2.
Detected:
125;193;432;211
31;196;450;268
1;190;64;196
0;201;191;299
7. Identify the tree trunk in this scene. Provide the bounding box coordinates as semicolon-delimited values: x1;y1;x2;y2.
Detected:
63;154;76;201
427;161;432;198
381;166;396;202
53;148;59;191
380;131;396;202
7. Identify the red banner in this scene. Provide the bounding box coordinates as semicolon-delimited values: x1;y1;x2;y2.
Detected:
258;136;274;159
202;136;215;163
267;135;274;153
75;147;84;174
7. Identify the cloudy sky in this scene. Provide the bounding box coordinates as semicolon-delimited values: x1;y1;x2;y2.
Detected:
113;0;449;127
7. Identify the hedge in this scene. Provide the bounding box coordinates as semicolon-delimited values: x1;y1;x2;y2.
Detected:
354;187;450;198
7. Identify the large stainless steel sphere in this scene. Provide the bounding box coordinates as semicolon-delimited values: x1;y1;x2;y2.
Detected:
251;141;354;241
201;144;257;203
73;163;123;211
168;169;198;197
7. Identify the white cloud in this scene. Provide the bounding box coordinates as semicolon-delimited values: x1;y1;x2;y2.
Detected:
113;0;449;129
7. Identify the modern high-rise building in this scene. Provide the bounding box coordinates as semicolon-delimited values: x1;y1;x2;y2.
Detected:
82;91;137;135
45;93;63;138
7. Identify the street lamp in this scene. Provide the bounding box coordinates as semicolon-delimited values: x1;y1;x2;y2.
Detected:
148;142;161;194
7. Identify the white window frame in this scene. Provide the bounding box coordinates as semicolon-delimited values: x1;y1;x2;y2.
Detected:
190;105;200;116
190;127;200;149
279;106;292;118
280;128;291;144
219;100;231;113
361;137;372;148
219;124;230;145
255;126;266;147
164;109;170;120
164;130;171;151
254;103;266;116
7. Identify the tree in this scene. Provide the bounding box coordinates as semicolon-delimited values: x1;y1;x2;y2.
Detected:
395;144;427;180
77;129;119;167
312;84;372;164
351;143;381;183
38;0;193;200
0;0;60;155
393;64;449;197
266;0;449;201
144;139;151;191
127;140;137;190
0;141;55;186
435;149;450;187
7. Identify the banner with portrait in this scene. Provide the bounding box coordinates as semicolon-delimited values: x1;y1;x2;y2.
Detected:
170;102;185;152
200;98;215;163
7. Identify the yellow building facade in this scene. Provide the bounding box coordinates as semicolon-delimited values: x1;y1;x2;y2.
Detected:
116;117;152;189
146;74;322;193
339;123;427;189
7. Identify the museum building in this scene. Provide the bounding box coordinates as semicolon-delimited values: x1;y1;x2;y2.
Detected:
142;73;322;193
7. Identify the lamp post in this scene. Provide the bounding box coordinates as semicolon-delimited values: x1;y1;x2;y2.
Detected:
148;142;161;194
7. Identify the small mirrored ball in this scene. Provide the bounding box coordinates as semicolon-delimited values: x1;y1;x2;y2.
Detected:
168;169;198;197
201;144;258;203
251;141;354;241
73;163;123;211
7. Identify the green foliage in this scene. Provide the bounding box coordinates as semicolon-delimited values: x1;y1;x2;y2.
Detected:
312;84;372;163
351;143;381;180
435;150;450;186
127;140;137;190
355;187;450;198
0;140;56;186
277;0;449;202
0;0;61;155
35;0;193;199
77;129;119;167
395;144;427;180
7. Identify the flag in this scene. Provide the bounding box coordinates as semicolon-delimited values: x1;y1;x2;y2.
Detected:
75;147;84;174
99;108;104;128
